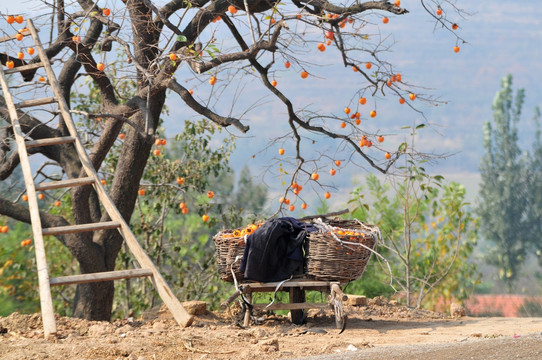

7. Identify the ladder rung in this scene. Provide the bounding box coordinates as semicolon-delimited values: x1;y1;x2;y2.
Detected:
42;221;121;236
35;176;95;191
50;268;153;286
15;97;57;109
4;62;44;75
26;136;75;148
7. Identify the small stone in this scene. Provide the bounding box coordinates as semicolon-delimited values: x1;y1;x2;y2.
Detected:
471;333;483;338
249;328;269;338
152;321;168;331
115;325;134;335
262;338;279;345
140;306;161;321
376;296;388;305
347;295;367;306
182;300;207;315
307;309;325;318
368;297;382;306
450;303;466;317
260;338;279;352
346;344;358;352
354;341;373;348
88;324;112;337
66;332;80;339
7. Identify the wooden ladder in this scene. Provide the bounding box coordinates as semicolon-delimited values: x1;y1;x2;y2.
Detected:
0;19;193;336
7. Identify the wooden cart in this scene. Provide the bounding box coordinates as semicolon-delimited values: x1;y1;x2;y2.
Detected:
221;278;348;331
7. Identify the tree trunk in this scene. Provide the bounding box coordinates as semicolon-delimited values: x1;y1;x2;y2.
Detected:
68;91;166;321
73;281;115;320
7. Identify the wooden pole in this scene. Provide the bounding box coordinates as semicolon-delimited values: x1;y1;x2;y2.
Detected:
289;287;306;325
331;283;348;302
0;60;56;337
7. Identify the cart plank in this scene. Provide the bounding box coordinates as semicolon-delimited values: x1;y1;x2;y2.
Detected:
251;302;329;311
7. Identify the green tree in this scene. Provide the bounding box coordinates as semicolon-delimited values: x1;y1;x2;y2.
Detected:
0;220;35;315
527;107;542;264
228;165;268;218
349;169;478;309
476;74;530;293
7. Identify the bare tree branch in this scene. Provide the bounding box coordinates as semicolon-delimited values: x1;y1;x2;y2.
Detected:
183;21;282;73
0;196;70;234
70;110;148;139
181;0;276;45
223;15;386;173
161;0;210;17
295;0;409;15
0;96;67;164
142;0;183;36
167;79;249;133
0;150;24;180
86;109;137;168
107;35;151;77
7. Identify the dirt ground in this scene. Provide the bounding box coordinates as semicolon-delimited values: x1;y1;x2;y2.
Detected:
1;297;542;360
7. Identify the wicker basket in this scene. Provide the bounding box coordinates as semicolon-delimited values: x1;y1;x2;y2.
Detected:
304;219;377;282
213;229;246;282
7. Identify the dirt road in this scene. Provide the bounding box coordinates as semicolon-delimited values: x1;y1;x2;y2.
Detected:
1;300;542;360
294;334;542;360
291;317;542;360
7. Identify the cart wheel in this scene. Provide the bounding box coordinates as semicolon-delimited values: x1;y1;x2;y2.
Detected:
333;298;347;333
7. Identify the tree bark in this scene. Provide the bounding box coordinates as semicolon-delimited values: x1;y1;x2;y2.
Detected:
69;90;165;320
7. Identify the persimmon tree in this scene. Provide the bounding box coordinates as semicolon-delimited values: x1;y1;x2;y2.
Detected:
0;0;467;321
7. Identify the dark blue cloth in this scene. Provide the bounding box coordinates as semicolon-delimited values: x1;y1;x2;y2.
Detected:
280;217;318;233
240;218;315;282
279;217;318;262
